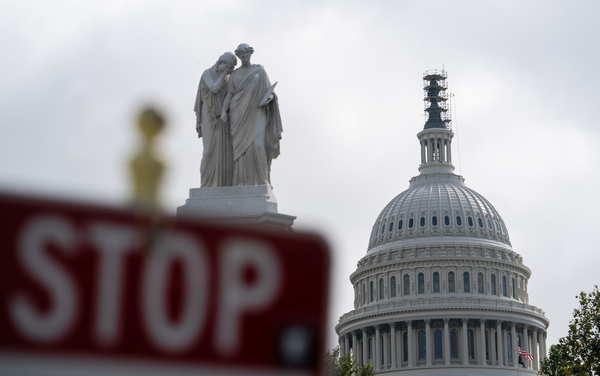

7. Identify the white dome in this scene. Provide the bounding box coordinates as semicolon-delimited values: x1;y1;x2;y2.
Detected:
368;173;511;253
336;71;548;376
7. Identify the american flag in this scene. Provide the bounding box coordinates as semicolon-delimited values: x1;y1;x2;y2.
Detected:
518;346;534;361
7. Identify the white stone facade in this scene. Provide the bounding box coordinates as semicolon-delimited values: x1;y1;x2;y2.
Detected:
335;74;549;375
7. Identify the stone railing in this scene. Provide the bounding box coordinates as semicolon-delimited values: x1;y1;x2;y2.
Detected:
356;246;524;271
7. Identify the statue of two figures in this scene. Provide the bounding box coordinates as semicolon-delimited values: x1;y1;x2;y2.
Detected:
194;43;282;188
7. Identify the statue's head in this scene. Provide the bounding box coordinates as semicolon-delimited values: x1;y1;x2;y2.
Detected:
218;52;237;66
235;43;254;57
213;51;237;72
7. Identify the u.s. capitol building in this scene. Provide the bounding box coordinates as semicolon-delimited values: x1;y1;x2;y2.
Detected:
335;70;549;376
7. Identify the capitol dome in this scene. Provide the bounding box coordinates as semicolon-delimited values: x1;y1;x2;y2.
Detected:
335;70;549;376
368;174;512;253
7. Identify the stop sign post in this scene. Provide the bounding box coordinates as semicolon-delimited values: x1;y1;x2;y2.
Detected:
0;192;330;375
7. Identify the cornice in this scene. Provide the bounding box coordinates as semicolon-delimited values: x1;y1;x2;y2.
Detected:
335;302;549;335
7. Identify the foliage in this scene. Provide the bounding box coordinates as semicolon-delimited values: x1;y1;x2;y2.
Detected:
540;285;600;376
324;347;374;376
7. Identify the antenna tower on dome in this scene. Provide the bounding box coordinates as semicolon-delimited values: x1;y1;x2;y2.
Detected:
423;69;452;130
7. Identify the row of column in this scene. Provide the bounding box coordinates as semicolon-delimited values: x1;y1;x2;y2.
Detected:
339;319;547;372
420;136;452;164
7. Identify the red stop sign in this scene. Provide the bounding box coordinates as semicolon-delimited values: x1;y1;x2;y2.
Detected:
0;192;330;376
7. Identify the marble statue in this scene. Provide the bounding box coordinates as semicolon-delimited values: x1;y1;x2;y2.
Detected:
180;46;291;228
221;43;283;186
194;52;237;187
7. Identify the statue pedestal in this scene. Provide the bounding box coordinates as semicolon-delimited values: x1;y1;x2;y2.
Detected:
177;185;295;230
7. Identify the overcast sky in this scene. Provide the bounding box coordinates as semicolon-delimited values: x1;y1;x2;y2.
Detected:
2;0;599;352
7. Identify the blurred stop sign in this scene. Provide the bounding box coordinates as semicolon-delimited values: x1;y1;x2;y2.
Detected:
0;192;330;376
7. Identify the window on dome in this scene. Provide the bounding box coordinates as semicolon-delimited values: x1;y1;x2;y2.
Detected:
434;329;443;360
467;329;475;360
456;216;462;226
450;329;459;359
433;272;440;293
478;272;484;294
478;218;484;228
418;273;425;294
448;271;456;293
404;274;410;296
444;216;450;226
432;216;438;226
512;278;516;299
491;274;497;295
487;219;492;229
463;272;470;293
390;276;397;297
409;218;414;228
495;220;499;231
389;222;394;232
381;225;385;234
507;333;513;363
363;284;366;305
379;278;384;300
502;276;507;297
398;220;403;230
370;281;374;302
420;217;425;227
468;216;474;227
403;332;408;362
419;330;426;360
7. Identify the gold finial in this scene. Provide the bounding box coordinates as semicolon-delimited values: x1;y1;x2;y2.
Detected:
129;107;166;211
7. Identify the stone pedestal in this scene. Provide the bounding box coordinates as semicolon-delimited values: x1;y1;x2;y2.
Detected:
177;185;295;230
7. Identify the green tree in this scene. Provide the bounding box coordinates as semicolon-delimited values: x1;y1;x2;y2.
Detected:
324;347;374;376
540;285;600;376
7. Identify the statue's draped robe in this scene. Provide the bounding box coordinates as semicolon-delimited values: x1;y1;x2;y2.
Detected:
194;68;233;187
227;64;282;186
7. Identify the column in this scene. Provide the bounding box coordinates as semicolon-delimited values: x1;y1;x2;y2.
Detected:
421;141;426;164
428;138;433;162
390;323;397;369
352;331;358;365
511;323;518;369
523;325;530;369
339;336;343;356
447;137;452;163
503;326;508;366
362;328;368;367
441;138;446;162
345;334;350;358
490;325;496;366
532;327;538;370
385;331;390;369
479;319;486;366
375;325;381;371
496;321;504;366
425;319;432;366
407;320;414;367
538;330;545;362
461;319;468;365
443;319;451;366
